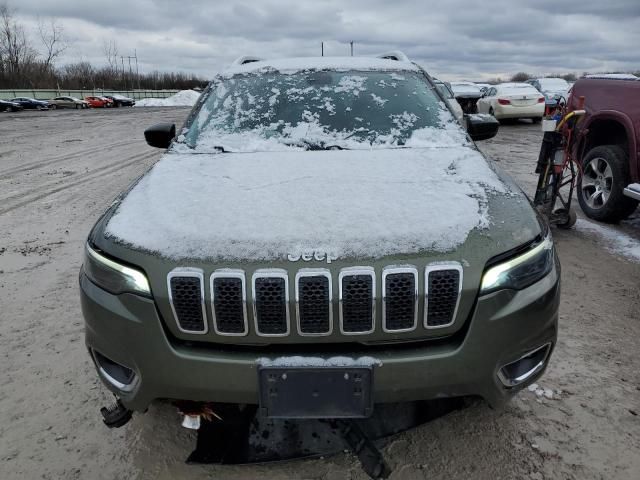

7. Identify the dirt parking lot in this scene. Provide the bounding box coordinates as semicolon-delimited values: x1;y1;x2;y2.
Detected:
1;108;639;480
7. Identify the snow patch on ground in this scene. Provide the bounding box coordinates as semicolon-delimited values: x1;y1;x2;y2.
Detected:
105;146;508;261
135;90;201;107
575;219;640;262
527;383;561;400
257;356;382;368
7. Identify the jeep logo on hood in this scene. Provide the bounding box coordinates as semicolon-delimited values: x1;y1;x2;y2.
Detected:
287;251;339;264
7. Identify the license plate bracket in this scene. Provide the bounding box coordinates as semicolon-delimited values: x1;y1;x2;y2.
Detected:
258;367;373;419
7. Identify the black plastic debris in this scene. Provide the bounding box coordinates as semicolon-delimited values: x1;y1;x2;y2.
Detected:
186;398;470;478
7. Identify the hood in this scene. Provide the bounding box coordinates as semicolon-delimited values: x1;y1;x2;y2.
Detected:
100;146;540;265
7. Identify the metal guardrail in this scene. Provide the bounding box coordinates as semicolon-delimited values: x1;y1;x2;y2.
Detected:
0;89;180;101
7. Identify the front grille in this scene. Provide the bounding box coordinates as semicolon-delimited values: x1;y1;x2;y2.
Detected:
165;263;463;337
426;267;461;328
253;274;288;335
340;271;375;334
212;273;247;335
168;272;206;333
383;269;417;331
297;274;331;335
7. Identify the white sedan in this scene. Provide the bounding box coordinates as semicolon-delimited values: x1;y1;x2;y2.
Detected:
477;83;545;122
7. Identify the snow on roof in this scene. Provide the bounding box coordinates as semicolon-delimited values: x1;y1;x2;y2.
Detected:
105;146;508;262
222;56;419;77
584;73;638;80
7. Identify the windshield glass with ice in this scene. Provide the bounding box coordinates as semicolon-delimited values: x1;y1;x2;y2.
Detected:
179;70;466;152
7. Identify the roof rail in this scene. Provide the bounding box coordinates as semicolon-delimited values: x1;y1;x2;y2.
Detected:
375;51;410;62
230;55;264;67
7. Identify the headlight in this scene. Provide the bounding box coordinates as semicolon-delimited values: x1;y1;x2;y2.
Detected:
83;243;151;297
480;234;554;295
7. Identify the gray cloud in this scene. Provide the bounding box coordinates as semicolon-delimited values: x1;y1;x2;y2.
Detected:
12;0;640;80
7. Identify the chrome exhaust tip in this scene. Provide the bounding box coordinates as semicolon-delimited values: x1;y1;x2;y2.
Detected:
498;343;552;388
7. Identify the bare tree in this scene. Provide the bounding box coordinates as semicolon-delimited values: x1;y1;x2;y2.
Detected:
0;2;37;77
38;17;67;70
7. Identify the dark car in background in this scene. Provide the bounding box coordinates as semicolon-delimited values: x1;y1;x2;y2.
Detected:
569;76;640;222
10;97;49;110
104;94;135;107
0;99;23;112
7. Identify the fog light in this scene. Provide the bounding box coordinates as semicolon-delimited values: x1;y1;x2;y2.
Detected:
498;343;551;388
91;350;138;392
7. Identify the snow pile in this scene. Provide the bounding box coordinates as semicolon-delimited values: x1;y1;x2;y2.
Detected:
105;146;508;261
135;90;201;107
575;219;640;262
257;356;382;368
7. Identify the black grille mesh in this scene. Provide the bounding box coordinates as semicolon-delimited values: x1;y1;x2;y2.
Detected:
170;276;205;332
341;274;374;333
298;276;330;334
384;272;416;331
213;277;246;334
427;269;460;327
254;277;287;334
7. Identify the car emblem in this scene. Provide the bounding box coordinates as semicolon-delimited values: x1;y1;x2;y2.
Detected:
287;251;339;264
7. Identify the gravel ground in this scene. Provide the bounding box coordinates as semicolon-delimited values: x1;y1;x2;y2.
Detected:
1;109;639;480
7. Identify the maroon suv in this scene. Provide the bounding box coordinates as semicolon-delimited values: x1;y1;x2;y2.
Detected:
568;77;640;222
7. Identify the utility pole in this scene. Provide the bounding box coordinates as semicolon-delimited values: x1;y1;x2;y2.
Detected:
121;56;126;90
134;49;140;90
321;41;324;57
350;41;354;56
123;54;137;92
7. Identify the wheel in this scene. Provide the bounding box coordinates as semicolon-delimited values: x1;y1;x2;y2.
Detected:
577;145;638;222
76;104;80;109
50;104;57;110
553;208;577;229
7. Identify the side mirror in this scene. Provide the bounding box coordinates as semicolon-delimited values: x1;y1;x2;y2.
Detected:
466;114;499;141
144;123;176;148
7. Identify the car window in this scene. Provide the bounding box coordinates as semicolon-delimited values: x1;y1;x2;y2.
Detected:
183;70;462;152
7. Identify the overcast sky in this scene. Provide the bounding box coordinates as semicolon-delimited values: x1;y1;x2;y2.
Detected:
12;0;640;81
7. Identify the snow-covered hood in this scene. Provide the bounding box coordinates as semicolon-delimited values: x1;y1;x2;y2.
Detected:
105;147;514;261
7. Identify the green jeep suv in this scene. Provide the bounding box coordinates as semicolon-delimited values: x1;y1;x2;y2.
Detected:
80;53;559;420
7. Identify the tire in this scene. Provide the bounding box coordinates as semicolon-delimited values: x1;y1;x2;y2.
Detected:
532;117;541;124
50;104;57;110
577;145;638;223
75;104;80;109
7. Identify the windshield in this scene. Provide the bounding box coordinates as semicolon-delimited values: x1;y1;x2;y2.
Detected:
538;78;569;91
179;70;465;152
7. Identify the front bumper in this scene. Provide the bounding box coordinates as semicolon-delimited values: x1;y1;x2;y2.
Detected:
81;264;559;412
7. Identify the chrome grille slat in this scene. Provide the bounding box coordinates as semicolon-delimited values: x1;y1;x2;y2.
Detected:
339;267;375;334
296;270;332;336
211;270;248;336
167;269;207;334
253;270;289;336
382;266;418;332
425;263;463;329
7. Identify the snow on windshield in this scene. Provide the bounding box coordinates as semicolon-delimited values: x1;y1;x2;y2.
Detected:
173;70;468;153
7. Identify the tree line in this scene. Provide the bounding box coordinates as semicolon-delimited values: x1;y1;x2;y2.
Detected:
0;3;206;90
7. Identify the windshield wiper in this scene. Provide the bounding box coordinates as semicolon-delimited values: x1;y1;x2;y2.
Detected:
285;139;347;151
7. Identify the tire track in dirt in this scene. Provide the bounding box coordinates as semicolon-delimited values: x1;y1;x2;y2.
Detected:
0;139;140;177
0;150;158;215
